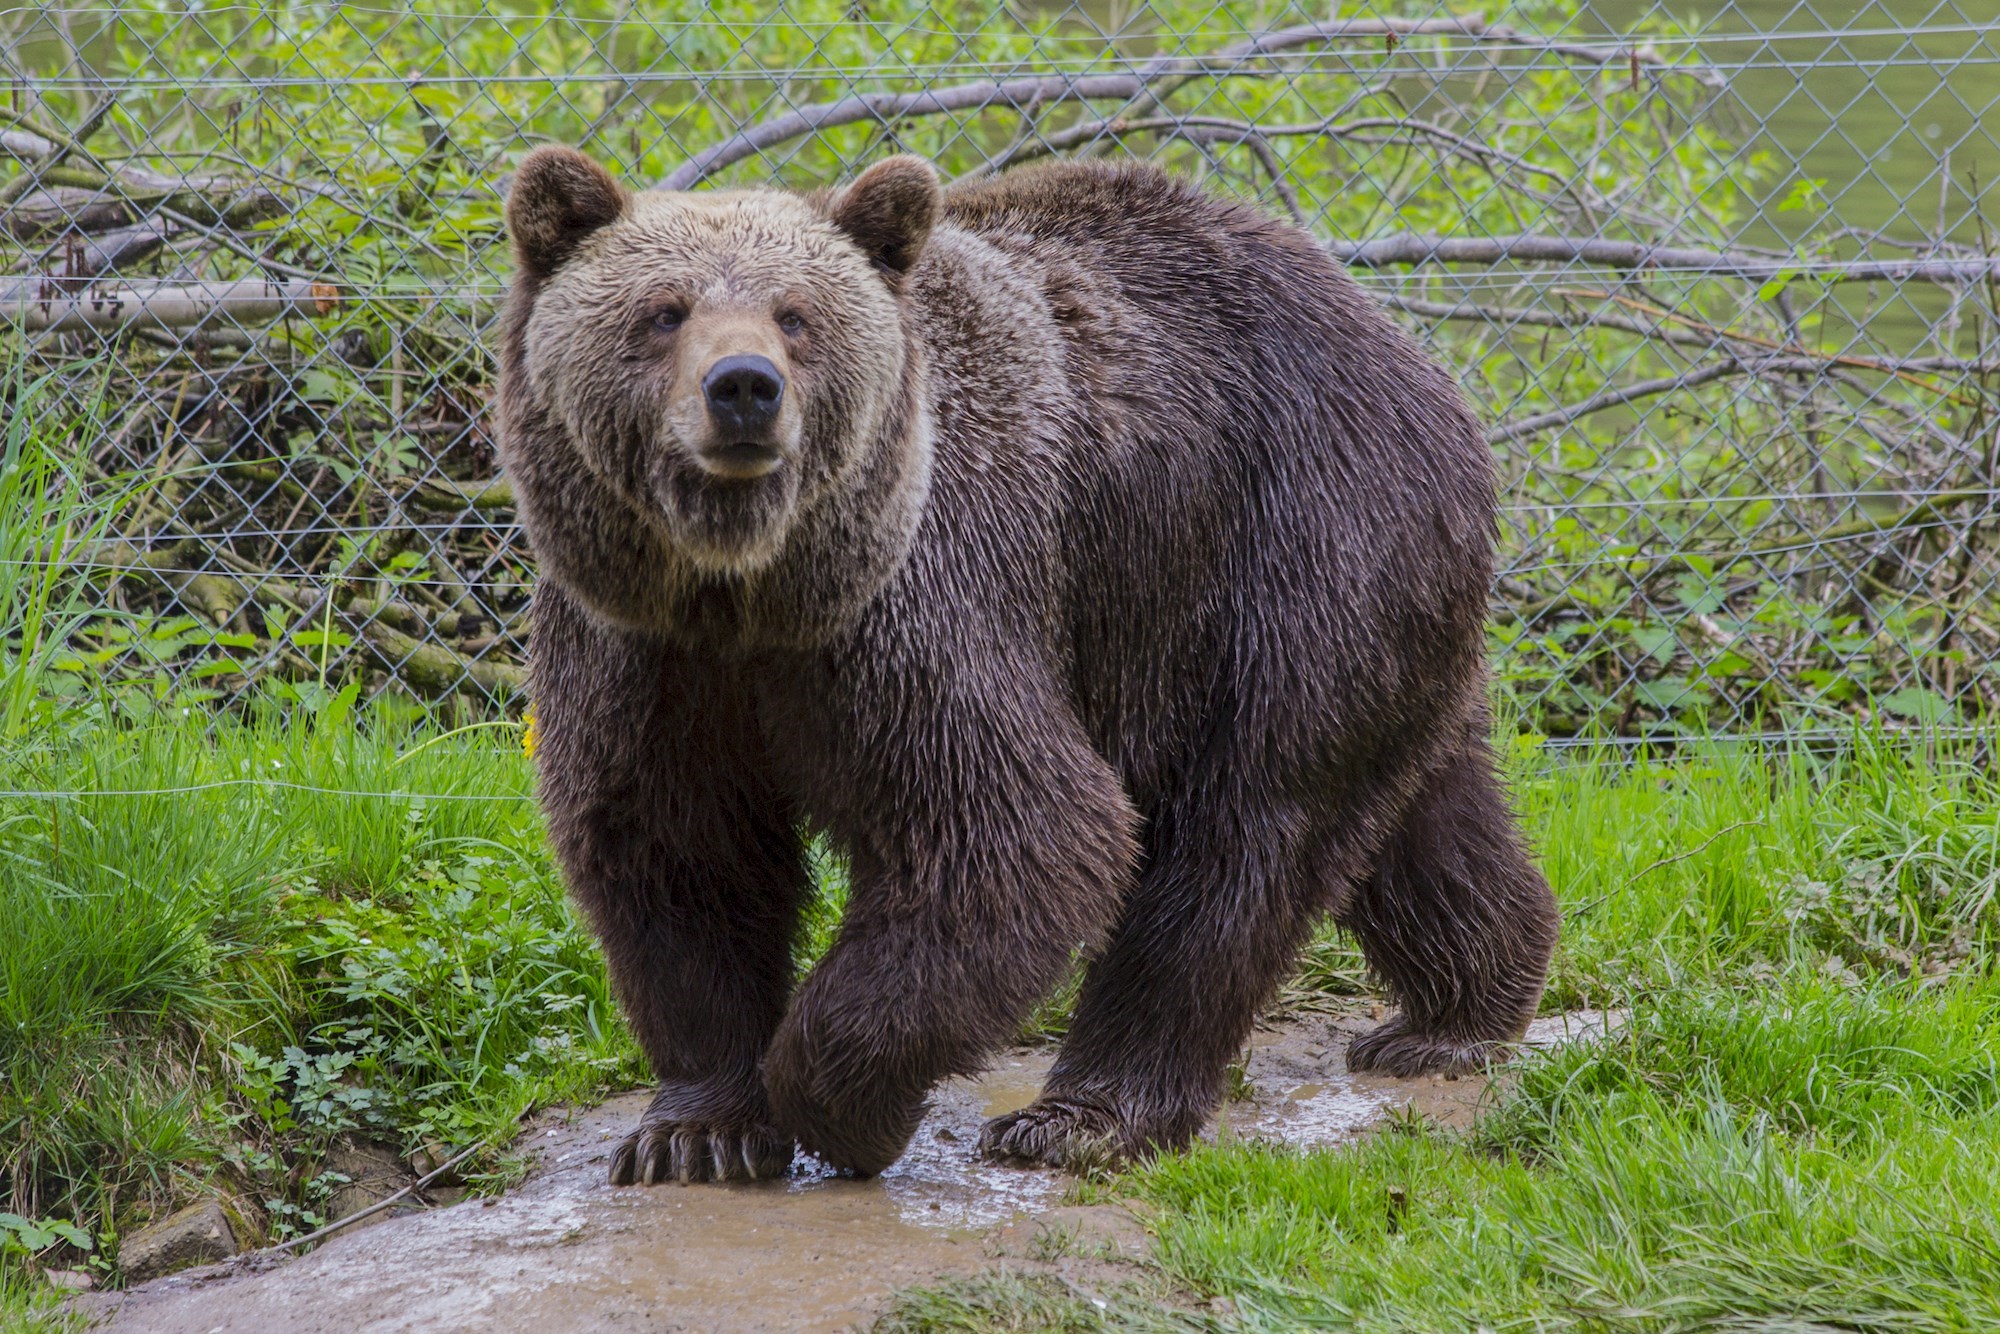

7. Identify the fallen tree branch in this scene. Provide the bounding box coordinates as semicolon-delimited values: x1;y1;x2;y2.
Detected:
345;610;527;697
0;105;82;160
1501;486;1999;624
1332;232;2000;286
19;217;176;288
1386;293;2000;378
4;185;133;239
257;1142;485;1259
0;127;57;160
67;218;173;277
94;539;527;698
404;476;517;512
1485;358;1747;445
0;94;116;209
30;161;287;229
660;14;1695;191
0;278;338;332
230;457;516;514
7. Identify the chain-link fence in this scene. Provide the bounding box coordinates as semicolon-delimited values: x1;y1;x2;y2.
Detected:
1;1;1995;740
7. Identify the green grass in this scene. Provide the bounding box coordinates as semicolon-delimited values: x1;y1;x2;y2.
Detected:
0;666;1995;1331
0;694;644;1302
884;731;2000;1332
1099;978;2000;1331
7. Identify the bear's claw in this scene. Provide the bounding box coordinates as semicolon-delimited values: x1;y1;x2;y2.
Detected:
1345;1017;1512;1078
978;1096;1127;1171
608;1116;792;1186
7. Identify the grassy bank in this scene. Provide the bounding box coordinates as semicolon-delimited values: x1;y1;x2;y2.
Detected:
888;731;2000;1331
1;702;1995;1326
0;696;643;1319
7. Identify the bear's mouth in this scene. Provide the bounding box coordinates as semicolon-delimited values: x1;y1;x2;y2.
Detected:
697;440;786;481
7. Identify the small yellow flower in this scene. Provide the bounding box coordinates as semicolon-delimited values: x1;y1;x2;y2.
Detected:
521;705;539;760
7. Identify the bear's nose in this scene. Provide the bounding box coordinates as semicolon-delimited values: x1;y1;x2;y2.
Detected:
702;355;785;435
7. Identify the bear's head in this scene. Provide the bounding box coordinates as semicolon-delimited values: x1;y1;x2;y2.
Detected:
500;147;940;638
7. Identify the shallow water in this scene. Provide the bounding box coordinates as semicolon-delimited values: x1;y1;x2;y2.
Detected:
88;1012;1617;1333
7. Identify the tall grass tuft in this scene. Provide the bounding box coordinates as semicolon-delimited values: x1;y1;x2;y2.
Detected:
0;358;123;745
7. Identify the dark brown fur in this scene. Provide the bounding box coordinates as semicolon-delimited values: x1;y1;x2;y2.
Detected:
500;147;1558;1179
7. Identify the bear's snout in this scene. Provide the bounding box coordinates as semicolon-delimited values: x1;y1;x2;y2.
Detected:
700;354;787;478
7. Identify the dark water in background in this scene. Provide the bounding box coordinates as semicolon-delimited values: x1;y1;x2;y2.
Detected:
1581;1;2000;354
1656;0;2000;250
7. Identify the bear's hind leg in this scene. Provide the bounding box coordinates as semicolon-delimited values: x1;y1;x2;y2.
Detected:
1339;735;1558;1077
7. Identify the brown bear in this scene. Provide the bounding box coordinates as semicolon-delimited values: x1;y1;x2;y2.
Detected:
498;145;1558;1183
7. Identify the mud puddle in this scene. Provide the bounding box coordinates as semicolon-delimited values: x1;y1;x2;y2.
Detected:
83;1011;1616;1333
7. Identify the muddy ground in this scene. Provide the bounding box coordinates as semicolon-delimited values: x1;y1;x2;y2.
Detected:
80;1011;1614;1333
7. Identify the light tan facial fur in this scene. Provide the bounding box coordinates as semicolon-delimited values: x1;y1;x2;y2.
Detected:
500;149;939;641
511;175;921;580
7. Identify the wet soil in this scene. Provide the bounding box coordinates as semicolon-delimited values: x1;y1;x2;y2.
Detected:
81;1011;1614;1333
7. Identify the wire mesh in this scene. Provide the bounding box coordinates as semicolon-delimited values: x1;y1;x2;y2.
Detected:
0;1;1994;740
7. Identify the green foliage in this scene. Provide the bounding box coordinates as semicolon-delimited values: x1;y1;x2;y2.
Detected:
875;1272;1116;1332
1527;728;2000;1000
877;727;2000;1328
0;359;125;742
1124;981;2000;1329
12;1;1981;731
0;700;639;1261
1486;975;2000;1153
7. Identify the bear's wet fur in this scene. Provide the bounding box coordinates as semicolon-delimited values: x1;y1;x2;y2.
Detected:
499;146;1559;1181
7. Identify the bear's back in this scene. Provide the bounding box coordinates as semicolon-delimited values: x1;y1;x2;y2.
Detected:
887;162;1498;797
931;160;1486;500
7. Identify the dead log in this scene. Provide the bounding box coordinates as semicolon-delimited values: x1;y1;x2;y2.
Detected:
5;186;133;238
0;278;338;332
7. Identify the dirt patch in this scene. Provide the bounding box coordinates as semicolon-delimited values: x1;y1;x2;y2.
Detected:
80;1012;1615;1333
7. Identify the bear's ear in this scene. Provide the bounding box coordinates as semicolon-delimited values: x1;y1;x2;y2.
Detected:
507;146;627;280
830;156;940;287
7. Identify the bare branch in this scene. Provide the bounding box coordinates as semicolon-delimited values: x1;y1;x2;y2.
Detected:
659;15;1696;191
1486;359;1748;445
1381;292;1721;351
0;127;57;160
998;111;1585;206
0;278;338;332
40;218;174;281
37;162;287;229
343;607;527;697
404;476;517;513
3;186;134;239
1332;233;2000;286
1385;293;2000;377
154;203;324;281
0;94;115;208
1240;133;1307;229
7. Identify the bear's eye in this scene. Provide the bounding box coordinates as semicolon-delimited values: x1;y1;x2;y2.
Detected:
777;311;806;336
650;307;687;333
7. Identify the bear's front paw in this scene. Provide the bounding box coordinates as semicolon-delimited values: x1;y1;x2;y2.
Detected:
978;1096;1129;1171
763;1022;927;1177
608;1088;793;1186
1345;1016;1511;1078
765;1065;925;1179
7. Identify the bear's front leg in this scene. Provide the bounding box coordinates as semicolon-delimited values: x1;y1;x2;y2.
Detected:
761;668;1139;1176
532;585;808;1184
